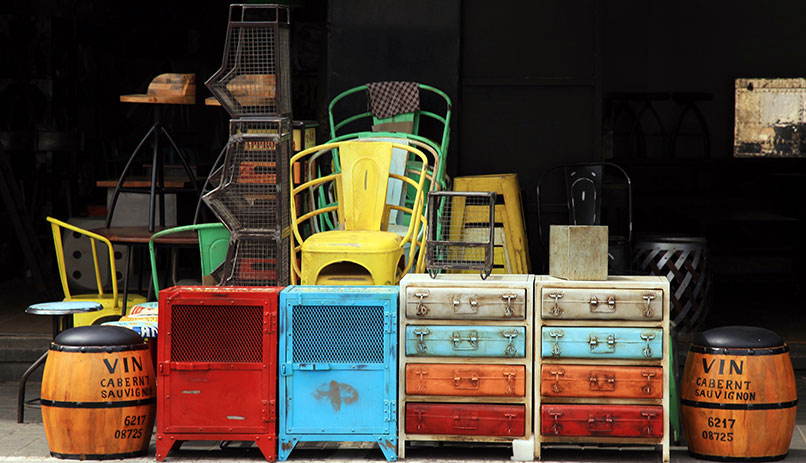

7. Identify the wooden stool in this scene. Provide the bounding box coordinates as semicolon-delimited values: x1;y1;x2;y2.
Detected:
17;300;102;423
107;73;200;232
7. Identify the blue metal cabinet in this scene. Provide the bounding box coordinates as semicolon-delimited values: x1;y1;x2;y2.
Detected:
406;325;526;358
541;327;662;360
279;286;398;461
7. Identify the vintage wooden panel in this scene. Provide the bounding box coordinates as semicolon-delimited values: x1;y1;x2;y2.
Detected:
540;364;663;399
734;78;806;157
541;327;662;360
540;287;663;321
406;364;526;397
406;403;525;437
406;325;526;358
405;286;526;320
540;404;663;438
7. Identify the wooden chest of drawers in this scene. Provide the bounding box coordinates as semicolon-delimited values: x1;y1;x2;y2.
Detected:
399;273;534;458
534;275;671;462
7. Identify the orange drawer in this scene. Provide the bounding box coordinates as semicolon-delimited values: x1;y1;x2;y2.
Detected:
541;364;663;399
406;364;525;397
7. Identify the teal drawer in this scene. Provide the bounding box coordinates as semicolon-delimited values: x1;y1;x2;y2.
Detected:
406;325;526;358
542;327;662;360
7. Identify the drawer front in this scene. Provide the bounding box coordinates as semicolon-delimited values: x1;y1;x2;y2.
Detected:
406;403;525;437
406;325;526;358
542;327;662;359
406;287;526;320
541;404;663;438
406;364;526;397
541;364;663;399
541;287;663;321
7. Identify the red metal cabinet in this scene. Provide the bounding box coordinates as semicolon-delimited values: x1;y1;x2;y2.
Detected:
540;404;663;438
155;286;281;461
406;403;525;437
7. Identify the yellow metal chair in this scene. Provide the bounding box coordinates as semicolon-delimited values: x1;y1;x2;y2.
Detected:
47;217;146;326
290;141;428;285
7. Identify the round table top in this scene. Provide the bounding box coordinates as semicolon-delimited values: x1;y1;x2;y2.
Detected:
27;301;104;315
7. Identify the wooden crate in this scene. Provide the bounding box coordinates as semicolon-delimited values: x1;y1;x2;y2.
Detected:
534;275;671;462
399;273;534;458
549;225;608;281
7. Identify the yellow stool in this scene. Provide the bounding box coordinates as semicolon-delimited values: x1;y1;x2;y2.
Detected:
452;174;531;274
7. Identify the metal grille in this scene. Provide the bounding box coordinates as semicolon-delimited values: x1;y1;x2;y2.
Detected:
426;191;496;279
203;117;292;233
291;305;384;364
169;304;264;363
221;233;290;286
206;4;291;117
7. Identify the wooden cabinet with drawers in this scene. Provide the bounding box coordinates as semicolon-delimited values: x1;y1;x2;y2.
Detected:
534;275;671;462
399;273;534;458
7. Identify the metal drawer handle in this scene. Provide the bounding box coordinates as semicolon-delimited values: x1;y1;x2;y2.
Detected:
587;413;614;432
642;370;656;395
415;289;430;316
414;408;426;431
641;332;656;357
415;369;428;392
504;412;516;435
641;410;657;435
550;368;565;393
502;329;519;356
548;329;564;356
642;294;656;318
501;294;516;317
453;369;480;389
453;412;479;430
589;295;616;312
588;334;616;351
452;331;479;350
589;371;616;391
413;327;430;353
548;292;563;317
503;369;517;395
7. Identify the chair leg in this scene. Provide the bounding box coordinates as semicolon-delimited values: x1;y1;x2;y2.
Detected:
105;125;157;228
17;351;48;423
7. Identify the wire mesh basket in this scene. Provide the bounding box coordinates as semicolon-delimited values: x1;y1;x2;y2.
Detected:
218;231;290;286
203;117;292;233
425;191;496;279
206;4;292;117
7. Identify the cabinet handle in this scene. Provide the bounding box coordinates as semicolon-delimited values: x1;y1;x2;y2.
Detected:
548;408;563;435
548;292;564;317
550;368;565;393
453;412;479;430
502;329;519;356
413;327;430;353
642;293;656;317
414;289;430;316
641;332;656;357
548;329;564;356
641;370;656;395
452;331;479;350
503;369;517;395
453;369;480;390
587;413;614;433
501;293;516;317
641;410;658;435
589;295;616;313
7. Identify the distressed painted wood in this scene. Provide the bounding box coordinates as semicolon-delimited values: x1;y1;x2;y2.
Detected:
406;403;525;437
399;273;534;458
407;325;526;358
542;327;662;360
540;404;663;438
535;275;671;462
405;286;527;320
540;364;663;399
549;225;608;281
541;287;663;321
405;364;526;397
734;78;806;157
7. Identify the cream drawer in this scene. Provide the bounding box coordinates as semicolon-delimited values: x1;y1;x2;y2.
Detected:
541;287;662;321
406;287;526;320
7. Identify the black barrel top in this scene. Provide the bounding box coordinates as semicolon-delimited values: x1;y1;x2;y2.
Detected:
54;325;144;347
693;326;784;349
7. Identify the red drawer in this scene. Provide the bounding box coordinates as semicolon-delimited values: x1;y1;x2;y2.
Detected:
541;404;663;438
406;403;525;437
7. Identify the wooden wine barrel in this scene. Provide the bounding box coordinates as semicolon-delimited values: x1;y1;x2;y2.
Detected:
680;326;797;461
41;326;156;460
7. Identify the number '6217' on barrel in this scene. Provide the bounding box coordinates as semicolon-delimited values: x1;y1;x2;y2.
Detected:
680;326;797;462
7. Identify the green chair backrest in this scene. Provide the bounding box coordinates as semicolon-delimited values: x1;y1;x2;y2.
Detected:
149;223;230;294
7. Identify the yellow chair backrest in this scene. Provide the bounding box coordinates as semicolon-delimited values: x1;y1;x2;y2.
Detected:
336;141;394;231
46;217;118;307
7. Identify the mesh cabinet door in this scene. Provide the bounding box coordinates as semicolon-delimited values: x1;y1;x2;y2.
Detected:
280;287;397;436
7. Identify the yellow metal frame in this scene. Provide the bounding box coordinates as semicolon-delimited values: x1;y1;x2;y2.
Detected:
289;141;429;285
47;217;145;326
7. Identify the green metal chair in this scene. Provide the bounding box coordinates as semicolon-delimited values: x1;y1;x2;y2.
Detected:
148;222;230;294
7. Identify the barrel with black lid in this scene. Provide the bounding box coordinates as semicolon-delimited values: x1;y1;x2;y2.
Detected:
41;325;156;460
680;326;797;461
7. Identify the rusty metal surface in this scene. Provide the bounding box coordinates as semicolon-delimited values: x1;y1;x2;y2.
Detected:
735;78;806;157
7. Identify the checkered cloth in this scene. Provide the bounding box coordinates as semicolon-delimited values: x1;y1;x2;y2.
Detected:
366;81;420;120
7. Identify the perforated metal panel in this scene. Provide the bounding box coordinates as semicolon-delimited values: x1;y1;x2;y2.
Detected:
291;305;384;364
206;4;292;117
169;303;263;363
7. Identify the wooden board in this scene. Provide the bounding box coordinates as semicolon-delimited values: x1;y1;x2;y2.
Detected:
120;73;196;105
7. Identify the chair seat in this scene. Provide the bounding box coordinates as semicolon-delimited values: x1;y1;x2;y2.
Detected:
302;230;402;254
26;301;103;316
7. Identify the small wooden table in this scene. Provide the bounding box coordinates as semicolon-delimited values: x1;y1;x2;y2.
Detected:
91;226;199;308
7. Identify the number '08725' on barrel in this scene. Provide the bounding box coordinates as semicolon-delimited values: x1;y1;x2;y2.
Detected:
681;326;797;462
